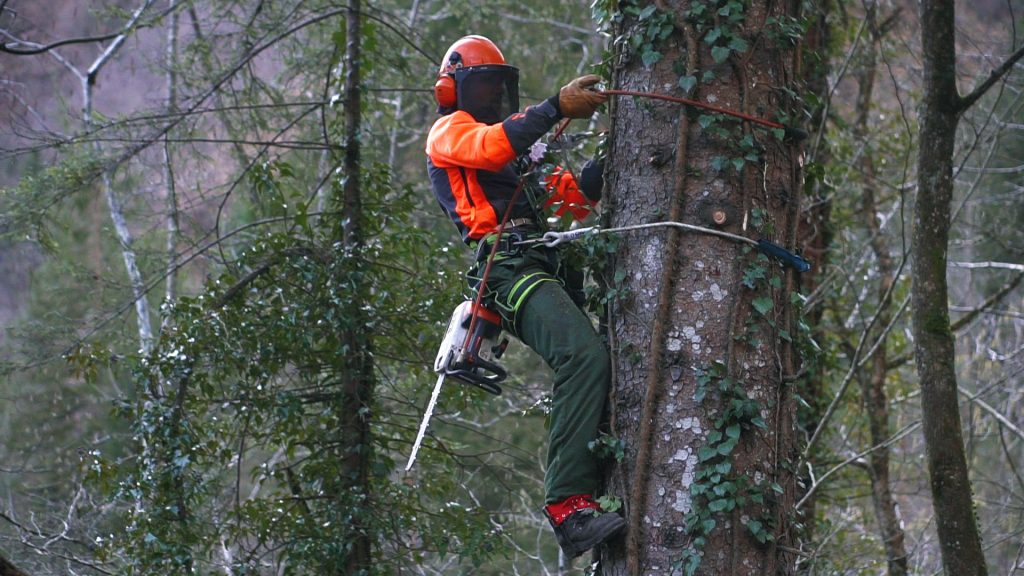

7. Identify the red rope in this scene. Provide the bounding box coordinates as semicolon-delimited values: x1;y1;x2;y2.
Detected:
602;89;786;131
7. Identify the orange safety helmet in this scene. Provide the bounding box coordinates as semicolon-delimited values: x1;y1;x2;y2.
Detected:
434;35;519;124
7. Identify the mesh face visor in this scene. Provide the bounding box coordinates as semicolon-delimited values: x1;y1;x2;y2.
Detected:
456;65;520;125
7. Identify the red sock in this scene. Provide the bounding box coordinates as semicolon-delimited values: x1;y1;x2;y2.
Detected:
544;494;600;526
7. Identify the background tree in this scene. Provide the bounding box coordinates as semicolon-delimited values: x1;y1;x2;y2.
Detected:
913;1;1024;574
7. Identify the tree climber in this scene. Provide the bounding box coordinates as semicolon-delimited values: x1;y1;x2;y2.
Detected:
425;34;626;559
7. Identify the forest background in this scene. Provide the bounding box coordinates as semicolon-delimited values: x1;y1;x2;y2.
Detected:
1;0;1023;574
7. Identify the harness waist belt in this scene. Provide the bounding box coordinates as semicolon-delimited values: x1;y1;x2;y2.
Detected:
474;221;543;261
505;218;535;229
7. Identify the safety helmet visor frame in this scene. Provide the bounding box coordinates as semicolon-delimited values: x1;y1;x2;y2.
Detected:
454;64;520;125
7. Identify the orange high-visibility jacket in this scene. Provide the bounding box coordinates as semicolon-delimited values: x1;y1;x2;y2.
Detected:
426;98;596;243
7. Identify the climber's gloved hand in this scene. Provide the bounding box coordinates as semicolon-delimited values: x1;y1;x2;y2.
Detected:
558;75;607;119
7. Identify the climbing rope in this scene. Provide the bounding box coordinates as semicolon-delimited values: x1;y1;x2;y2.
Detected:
516;223;811;272
602;89;808;142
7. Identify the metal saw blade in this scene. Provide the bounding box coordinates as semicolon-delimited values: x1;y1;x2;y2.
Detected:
404;371;447;472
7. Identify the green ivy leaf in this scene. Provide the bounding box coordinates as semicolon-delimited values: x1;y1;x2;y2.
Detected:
708;498;730;512
728;37;749;52
717;438;737;456
752;296;773;315
711;45;731;63
642;49;663;68
678;75;697;94
598;495;623;513
747;518;764;537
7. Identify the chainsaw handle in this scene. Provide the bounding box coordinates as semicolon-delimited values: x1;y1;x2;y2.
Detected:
445;355;506;395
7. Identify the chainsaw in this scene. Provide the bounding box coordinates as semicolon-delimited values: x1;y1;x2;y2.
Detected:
433;300;509;394
405;300;509;471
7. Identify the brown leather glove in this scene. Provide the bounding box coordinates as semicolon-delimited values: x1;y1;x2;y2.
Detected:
558;75;607;119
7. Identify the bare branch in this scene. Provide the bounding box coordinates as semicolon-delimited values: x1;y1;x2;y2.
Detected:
949;272;1024;331
797;421;922;510
949;306;1024;320
800;283;911;463
958;42;1024;112
886;271;1024;371
958;386;1024;443
499;13;594;36
950;261;1024;272
959;163;1024;174
0;31;122;55
85;0;158;83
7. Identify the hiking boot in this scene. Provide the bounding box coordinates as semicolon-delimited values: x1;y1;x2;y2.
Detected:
544;494;626;558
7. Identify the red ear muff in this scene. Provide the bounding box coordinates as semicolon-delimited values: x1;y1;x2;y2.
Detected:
434;75;456;107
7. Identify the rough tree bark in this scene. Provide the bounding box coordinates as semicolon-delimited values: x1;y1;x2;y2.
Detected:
911;2;1023;574
600;1;804;574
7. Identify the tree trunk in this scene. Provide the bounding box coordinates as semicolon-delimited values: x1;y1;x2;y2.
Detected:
855;6;908;574
793;4;832;558
335;0;374;572
162;0;180;340
601;2;803;574
81;0;158;355
913;2;988;574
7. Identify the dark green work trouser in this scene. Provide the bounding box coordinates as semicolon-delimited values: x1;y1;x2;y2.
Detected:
470;245;611;504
